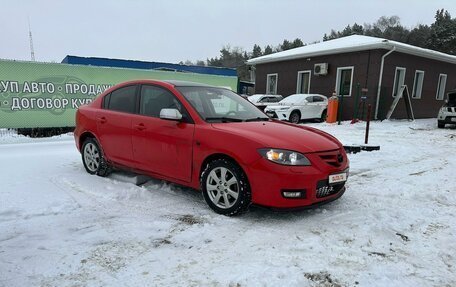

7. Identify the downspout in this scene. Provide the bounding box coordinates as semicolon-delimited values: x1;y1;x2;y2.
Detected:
375;46;396;119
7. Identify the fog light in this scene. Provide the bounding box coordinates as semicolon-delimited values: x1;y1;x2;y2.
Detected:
282;190;306;198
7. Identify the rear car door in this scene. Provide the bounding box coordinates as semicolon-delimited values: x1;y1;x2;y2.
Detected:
311;95;327;118
299;96;315;119
131;85;194;182
97;85;138;166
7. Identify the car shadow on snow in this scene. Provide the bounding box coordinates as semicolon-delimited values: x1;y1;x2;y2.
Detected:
245;199;346;221
108;170;347;220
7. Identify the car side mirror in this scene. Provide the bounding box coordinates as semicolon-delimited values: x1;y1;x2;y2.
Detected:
160;108;183;121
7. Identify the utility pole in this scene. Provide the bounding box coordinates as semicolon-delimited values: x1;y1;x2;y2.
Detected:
28;17;35;61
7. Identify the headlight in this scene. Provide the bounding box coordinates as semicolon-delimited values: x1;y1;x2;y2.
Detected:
258;148;311;166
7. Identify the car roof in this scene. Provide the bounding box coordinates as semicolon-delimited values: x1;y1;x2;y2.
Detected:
288;94;327;97
249;94;282;99
162;80;213;87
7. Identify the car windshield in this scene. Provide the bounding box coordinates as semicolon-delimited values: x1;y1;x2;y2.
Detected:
247;94;264;103
177;86;269;122
447;92;456;107
280;94;305;104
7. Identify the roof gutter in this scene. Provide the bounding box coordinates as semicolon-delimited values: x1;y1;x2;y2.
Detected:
375;46;396;119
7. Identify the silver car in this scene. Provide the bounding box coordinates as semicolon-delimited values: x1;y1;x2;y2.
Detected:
438;90;456;128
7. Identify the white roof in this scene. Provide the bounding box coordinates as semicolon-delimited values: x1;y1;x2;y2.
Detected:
247;35;456;65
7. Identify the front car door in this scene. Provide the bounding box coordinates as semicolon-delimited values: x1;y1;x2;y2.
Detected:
131;85;194;182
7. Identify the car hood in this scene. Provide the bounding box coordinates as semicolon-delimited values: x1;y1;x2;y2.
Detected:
211;121;341;153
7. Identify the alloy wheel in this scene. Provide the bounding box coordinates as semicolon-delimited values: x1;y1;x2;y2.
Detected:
206;167;239;209
83;142;100;172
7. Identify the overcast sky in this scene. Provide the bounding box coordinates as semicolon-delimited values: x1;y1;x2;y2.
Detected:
2;0;455;64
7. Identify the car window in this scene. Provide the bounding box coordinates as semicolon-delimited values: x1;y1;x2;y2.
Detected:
270;97;281;103
107;85;137;113
102;93;110;109
140;85;184;118
313;96;325;102
281;94;305;104
305;96;313;103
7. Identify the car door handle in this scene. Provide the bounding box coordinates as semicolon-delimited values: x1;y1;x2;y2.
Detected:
134;123;146;131
98;117;107;124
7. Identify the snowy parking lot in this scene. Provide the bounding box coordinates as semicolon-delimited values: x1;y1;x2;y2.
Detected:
1;119;455;287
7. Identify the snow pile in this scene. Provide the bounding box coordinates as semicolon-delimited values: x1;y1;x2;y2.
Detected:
0;119;455;286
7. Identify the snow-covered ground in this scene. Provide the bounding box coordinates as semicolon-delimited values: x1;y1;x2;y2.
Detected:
0;119;455;287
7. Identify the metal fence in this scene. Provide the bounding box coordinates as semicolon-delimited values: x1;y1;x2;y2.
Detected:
0;127;74;138
0;129;17;137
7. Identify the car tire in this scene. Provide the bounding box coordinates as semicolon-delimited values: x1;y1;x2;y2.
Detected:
437;122;445;128
81;138;111;177
289;111;301;124
320;109;327;122
201;158;251;216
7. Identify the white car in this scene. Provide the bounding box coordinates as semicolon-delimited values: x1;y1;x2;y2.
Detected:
264;94;328;124
437;90;456;128
247;94;283;111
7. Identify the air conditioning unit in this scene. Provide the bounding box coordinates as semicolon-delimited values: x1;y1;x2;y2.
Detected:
314;63;328;75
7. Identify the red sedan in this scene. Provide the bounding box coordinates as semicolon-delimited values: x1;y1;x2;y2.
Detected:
74;80;349;215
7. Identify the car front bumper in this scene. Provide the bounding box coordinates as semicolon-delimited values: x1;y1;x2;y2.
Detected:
244;150;349;208
438;116;456;124
265;110;289;121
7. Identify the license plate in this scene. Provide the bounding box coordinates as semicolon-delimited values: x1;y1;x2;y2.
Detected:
451;118;456;122
328;172;347;184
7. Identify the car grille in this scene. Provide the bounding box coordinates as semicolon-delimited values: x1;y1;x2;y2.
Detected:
317;150;344;167
316;179;345;198
448;107;456;112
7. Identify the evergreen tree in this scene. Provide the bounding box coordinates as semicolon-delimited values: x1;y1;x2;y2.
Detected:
252;44;262;58
264;45;273;55
428;9;456;54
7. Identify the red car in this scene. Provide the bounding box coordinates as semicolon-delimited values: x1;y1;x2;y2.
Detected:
74;80;349;215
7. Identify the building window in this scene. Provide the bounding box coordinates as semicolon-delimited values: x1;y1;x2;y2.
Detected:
266;73;278;94
436;74;447;100
296;70;311;94
392;67;406;98
335;67;354;96
412;70;424;99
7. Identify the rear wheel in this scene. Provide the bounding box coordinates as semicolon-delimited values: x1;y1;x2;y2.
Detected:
201;158;251;216
81;138;111;177
289;111;301;124
320;109;327;122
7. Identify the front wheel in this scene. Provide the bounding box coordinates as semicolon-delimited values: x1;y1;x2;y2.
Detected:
81;138;111;177
438;121;445;128
201;159;251;216
320;109;327;122
289;111;301;124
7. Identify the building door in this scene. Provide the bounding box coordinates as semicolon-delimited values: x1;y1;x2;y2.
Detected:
392;67;406;97
266;73;278;94
297;71;311;94
335;67;354;97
